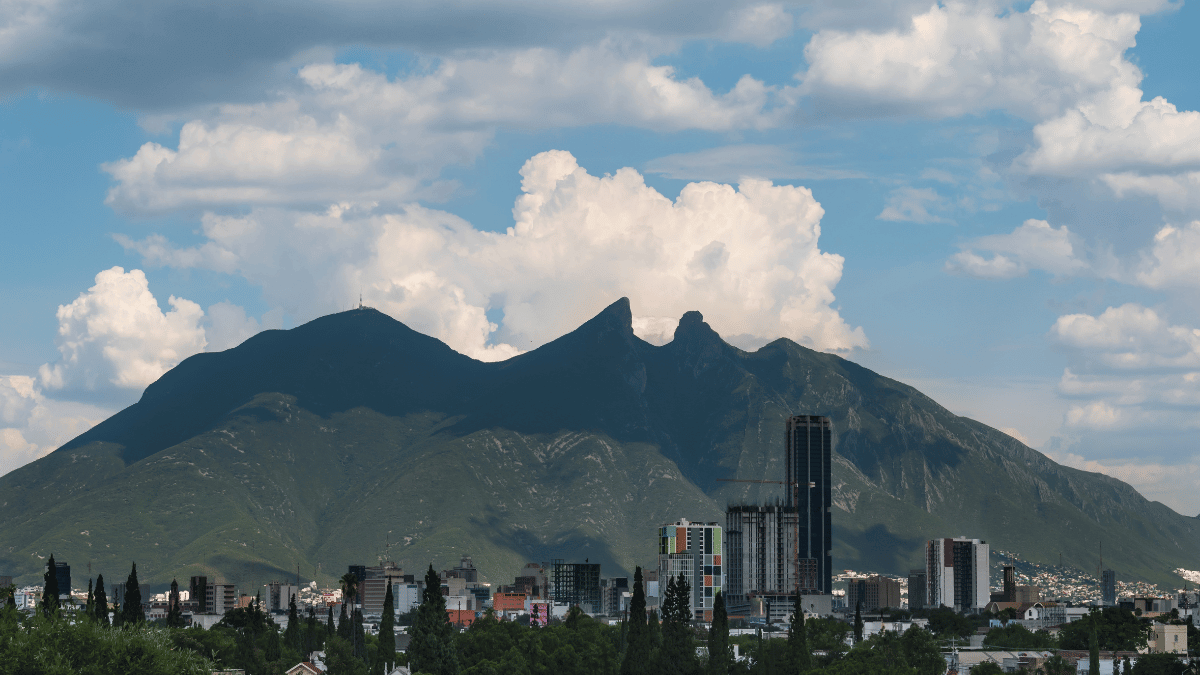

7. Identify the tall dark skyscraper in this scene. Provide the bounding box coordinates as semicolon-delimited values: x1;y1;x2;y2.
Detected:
786;415;832;595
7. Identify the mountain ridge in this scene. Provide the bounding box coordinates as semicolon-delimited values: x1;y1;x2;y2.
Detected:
1;299;1195;591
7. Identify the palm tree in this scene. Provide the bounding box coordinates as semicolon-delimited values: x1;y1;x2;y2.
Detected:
340;572;359;609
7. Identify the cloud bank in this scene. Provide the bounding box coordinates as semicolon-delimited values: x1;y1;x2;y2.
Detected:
119;150;867;359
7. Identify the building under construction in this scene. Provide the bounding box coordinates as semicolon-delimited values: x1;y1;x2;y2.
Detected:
722;415;834;620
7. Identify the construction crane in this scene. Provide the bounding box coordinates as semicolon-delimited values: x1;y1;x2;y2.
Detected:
717;478;817;602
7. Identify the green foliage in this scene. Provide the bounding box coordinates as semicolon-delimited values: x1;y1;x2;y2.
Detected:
0;610;213;675
853;603;863;643
42;552;60;616
1059;607;1149;652
622;566;650;675
327;634;369;675
93;574;109;626
409;564;459;675
166;579;185;628
784;592;811;673
1131;653;1186;675
657;573;699;675
708;591;731;675
925;607;973;639
379;581;396;672
982;623;1056;649
1036;654;1073;675
284;593;301;652
898;626;946;675
806;617;850;654
456;607;619;675
121;562;144;625
969;663;1003;675
353;608;367;662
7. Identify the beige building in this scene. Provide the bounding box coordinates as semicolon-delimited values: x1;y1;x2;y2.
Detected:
1148;624;1187;654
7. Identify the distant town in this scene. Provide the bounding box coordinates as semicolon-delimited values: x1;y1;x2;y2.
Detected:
3;415;1196;674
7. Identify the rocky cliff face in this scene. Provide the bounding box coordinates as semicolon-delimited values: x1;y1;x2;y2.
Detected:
0;299;1193;589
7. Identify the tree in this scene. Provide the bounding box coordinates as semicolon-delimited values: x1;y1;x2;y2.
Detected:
379;582;396;672
853;602;864;643
86;578;94;616
94;574;109;625
353;607;367;662
341;572;360;610
327;604;336;635
121;561;145;625
1060;607;1148;652
42;553;60;617
658;573;698;675
970;663;1003;675
326;634;369;675
785;592;811;673
285;593;301;652
408;563;458;675
622;566;650;675
339;601;351;640
1131;653;1186;675
1040;654;1074;675
1089;616;1101;675
900;625;947;675
708;591;730;675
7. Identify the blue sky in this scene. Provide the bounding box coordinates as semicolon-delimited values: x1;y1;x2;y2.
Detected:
4;0;1200;513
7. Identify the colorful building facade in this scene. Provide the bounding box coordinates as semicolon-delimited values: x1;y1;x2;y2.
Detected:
658;519;723;621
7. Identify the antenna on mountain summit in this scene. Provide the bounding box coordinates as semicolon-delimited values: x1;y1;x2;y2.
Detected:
359;288;363;309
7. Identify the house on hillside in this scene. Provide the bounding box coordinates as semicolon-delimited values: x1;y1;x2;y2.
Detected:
285;663;322;675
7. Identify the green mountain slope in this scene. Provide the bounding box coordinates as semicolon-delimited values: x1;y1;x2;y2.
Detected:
1;299;1195;590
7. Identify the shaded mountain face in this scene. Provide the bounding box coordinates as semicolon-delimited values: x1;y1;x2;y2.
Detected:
1;299;1195;590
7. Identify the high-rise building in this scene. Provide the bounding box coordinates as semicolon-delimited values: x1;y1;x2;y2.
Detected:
50;561;70;599
724;502;799;614
1102;569;1116;606
786;415;833;595
361;563;406;617
190;577;208;613
908;569;927;610
847;575;902;612
206;583;237;615
657;519;723;621
926;537;990;611
550;561;601;613
264;581;300;613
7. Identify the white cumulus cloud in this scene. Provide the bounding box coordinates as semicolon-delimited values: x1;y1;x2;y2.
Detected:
120;150;868;360
947;219;1090;279
800;1;1143;121
38;267;208;396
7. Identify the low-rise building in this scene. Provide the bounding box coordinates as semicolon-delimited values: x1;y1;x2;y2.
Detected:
1149;624;1187;654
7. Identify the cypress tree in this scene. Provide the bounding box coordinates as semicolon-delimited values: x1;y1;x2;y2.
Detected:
1088;615;1100;675
353;607;367;662
659;573;697;675
786;592;811;672
285;594;301;651
379;582;396;672
338;601;351;640
707;590;730;675
326;604;336;635
647;609;662;652
408;563;459;675
86;578;94;617
121;562;144;625
622;566;650;675
42;553;60;617
853;602;863;643
94;574;109;625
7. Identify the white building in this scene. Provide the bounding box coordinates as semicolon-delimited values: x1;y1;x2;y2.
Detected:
926;537;989;611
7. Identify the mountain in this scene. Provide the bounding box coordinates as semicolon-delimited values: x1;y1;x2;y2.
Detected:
1;299;1196;591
